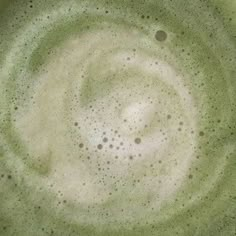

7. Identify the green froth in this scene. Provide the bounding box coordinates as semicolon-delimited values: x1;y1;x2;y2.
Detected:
0;0;236;235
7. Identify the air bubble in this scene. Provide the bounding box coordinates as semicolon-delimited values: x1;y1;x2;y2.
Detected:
103;137;108;143
155;30;167;42
199;131;204;136
134;137;141;144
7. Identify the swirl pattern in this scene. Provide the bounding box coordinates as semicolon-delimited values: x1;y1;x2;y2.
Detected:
0;0;235;235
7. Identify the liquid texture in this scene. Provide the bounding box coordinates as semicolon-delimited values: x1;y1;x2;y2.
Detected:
0;0;236;235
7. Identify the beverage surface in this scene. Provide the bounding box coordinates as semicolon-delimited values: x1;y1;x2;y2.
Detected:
0;0;235;235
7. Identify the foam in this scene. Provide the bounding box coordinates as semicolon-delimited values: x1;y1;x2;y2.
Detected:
0;0;235;235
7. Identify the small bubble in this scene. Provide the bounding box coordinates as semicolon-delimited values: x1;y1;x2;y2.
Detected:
97;144;103;150
199;131;204;136
134;137;141;144
79;143;84;148
155;30;167;42
103;137;108;143
74;122;78;126
188;174;193;179
167;114;171;119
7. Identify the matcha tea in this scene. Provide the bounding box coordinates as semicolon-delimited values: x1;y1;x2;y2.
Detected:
0;0;235;235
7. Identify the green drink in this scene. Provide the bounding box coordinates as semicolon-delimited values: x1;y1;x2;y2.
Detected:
0;0;235;235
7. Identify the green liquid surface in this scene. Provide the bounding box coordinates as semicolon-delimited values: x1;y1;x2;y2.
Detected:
0;0;235;235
